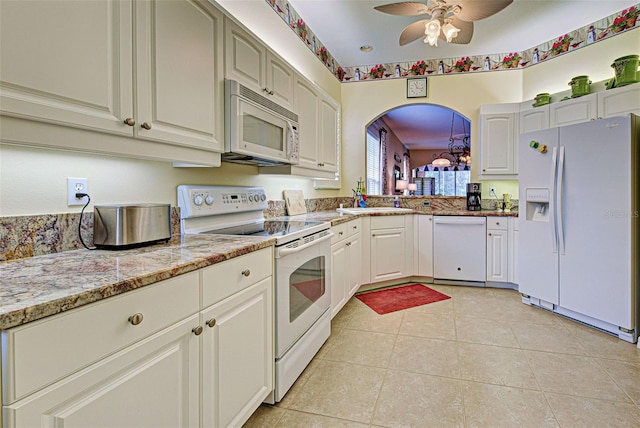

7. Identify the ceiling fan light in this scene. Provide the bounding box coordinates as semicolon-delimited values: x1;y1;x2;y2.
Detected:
442;22;460;42
424;19;441;46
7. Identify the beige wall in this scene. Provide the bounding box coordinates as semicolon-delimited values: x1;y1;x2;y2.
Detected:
0;2;636;216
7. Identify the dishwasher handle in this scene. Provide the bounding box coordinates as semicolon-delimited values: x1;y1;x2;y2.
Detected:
433;217;486;226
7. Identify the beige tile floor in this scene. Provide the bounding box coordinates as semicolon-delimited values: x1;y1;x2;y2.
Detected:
244;284;640;427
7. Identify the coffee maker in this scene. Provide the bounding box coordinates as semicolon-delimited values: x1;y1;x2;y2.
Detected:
466;183;482;211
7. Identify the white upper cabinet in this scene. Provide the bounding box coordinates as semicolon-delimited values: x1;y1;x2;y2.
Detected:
0;0;133;135
318;96;340;173
135;0;224;151
0;0;224;161
479;104;518;177
224;18;295;110
549;95;597;127
519;104;550;134
266;54;296;110
597;84;640;118
295;77;320;170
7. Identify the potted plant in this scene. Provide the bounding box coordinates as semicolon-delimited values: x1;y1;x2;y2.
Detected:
410;60;426;75
369;64;386;79
295;19;307;40
454;57;473;72
501;52;521;68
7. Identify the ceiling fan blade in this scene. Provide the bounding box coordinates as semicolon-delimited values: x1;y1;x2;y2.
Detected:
374;2;432;17
454;0;513;22
440;17;473;44
399;19;431;46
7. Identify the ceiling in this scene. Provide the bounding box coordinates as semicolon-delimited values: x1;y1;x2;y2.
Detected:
287;0;636;67
286;0;636;152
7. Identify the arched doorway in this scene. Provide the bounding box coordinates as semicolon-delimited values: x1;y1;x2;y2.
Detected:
366;103;471;196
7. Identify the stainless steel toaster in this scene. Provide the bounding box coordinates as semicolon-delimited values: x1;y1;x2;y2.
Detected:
93;204;172;249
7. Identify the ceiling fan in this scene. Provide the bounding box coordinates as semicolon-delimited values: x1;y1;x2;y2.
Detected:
374;0;513;46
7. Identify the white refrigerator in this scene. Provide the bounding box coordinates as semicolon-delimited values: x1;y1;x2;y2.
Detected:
518;114;639;342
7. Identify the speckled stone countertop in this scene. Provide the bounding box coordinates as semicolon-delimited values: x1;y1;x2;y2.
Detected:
287;209;518;226
0;234;275;330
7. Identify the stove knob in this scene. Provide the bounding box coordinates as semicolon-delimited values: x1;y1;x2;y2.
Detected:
248;195;254;202
205;195;214;205
260;194;266;201
193;195;204;206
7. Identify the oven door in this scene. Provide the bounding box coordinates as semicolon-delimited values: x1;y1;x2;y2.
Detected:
274;233;332;359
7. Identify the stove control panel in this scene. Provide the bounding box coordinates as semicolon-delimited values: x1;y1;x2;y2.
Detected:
178;185;268;218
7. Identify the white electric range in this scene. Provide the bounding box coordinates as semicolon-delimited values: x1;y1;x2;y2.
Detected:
177;185;332;403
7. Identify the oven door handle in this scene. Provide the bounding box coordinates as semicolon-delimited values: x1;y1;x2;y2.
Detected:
277;231;334;256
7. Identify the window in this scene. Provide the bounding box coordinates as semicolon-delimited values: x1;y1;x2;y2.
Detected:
366;129;381;195
424;169;470;196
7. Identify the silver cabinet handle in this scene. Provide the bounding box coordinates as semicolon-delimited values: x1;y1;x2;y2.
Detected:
123;118;135;126
192;326;203;336
206;318;216;328
128;313;143;325
141;122;152;130
488;233;493;236
242;269;250;277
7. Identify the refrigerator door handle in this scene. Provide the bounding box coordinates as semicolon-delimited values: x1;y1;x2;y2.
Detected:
557;146;566;255
550;146;558;254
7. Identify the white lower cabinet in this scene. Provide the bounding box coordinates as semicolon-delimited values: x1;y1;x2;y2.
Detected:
486;217;509;282
201;277;273;428
2;249;274;428
370;216;412;283
330;219;361;317
417;215;434;277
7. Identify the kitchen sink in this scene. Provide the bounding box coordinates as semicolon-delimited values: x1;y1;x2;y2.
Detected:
336;207;413;214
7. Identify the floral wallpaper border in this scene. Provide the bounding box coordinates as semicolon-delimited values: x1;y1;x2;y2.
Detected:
265;0;639;83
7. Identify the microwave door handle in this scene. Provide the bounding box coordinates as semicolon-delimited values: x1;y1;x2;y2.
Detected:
286;121;295;158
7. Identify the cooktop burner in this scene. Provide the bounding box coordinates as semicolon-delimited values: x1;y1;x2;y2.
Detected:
202;220;326;238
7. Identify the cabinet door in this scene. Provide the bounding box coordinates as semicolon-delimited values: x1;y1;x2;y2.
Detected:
597;84;640;118
509;227;519;284
549;96;597;127
331;241;348;318
0;0;133;135
480;113;517;175
519;105;550;133
295;77;320;170
417;215;434;277
266;53;295;110
370;228;406;282
224;18;266;94
201;278;273;428
347;234;362;298
318;96;339;173
486;229;508;282
5;315;200;428
135;0;223;151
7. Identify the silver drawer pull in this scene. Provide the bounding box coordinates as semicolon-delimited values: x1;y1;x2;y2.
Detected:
192;326;203;336
140;121;152;130
128;313;143;326
242;269;251;277
123;117;135;126
206;319;216;328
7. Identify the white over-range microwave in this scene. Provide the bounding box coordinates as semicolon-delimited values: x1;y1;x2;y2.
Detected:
223;79;299;166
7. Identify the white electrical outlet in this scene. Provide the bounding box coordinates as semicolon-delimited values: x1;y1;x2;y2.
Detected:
489;187;496;195
67;178;88;206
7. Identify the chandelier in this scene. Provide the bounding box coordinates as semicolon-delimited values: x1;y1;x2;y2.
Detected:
432;113;471;169
423;8;460;47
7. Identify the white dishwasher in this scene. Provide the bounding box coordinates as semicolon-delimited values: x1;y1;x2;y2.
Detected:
433;216;487;283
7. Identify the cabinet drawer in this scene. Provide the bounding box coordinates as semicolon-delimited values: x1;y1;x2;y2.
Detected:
3;272;199;404
346;218;361;238
201;247;272;308
331;223;348;244
487;217;508;230
371;215;405;230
